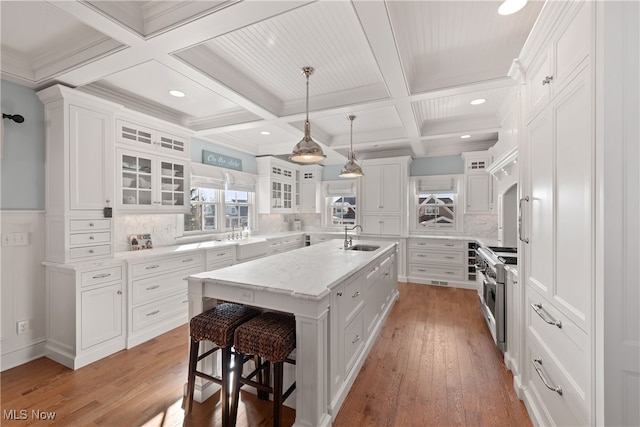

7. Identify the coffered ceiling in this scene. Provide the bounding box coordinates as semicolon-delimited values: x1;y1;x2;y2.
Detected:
0;0;544;164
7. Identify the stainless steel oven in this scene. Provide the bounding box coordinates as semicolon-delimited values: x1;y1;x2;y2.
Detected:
475;246;517;352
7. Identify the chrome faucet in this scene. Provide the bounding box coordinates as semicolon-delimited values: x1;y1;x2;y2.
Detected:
344;225;363;248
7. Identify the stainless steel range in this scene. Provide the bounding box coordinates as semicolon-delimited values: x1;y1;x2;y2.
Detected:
475;245;517;352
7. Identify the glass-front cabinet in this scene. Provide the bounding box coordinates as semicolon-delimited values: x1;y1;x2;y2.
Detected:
117;149;188;212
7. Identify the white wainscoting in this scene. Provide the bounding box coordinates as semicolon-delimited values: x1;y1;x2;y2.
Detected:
1;210;47;371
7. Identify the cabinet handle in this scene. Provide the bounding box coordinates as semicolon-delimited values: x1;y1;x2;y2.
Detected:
444;256;455;260
337;291;343;297
417;242;426;246
146;285;160;291
182;258;193;263
89;223;95;227
417;254;426;258
183;300;189;304
542;75;554;85
444;243;454;247
532;358;563;395
89;236;95;240
519;196;530;243
445;271;455;275
146;264;160;270
531;302;562;328
417;268;426;272
92;273;111;279
146;310;160;317
117;290;122;295
352;334;360;344
216;253;226;257
89;249;94;254
352;291;360;298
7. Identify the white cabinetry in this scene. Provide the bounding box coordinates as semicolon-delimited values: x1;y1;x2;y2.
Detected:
359;157;411;235
116;119;188;158
329;247;397;413
504;267;522;391
37;85;119;263
116;149;189;212
519;2;594;425
297;165;322;213
126;251;204;348
406;238;471;287
257;157;296;214
44;262;125;369
462;151;496;214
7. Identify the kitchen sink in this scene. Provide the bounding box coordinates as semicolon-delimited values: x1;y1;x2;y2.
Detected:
346;244;380;252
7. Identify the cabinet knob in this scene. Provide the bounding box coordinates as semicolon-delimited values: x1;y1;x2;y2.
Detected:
88;249;94;254
89;223;94;227
117;290;122;295
337;291;343;297
89;236;95;240
542;75;554;85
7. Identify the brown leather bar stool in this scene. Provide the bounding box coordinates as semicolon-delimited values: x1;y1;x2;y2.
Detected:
185;302;260;426
230;311;296;427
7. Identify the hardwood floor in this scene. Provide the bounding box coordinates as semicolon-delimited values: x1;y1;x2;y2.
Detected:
1;283;530;426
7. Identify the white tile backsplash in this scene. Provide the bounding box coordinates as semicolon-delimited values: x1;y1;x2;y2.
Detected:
257;214;322;233
463;214;498;237
114;214;179;252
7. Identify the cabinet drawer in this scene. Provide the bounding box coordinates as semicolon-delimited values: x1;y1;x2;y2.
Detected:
282;235;304;245
408;264;465;281
131;267;194;305
206;248;234;265
343;275;364;326
70;244;112;260
527;333;588;426
344;310;365;377
70;219;111;232
131;293;189;332
408;248;464;265
70;231;111;246
526;287;589;399
131;252;203;278
81;266;122;288
408;239;464;250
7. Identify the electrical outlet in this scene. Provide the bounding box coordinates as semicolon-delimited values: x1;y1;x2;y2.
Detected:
16;320;29;335
1;234;11;246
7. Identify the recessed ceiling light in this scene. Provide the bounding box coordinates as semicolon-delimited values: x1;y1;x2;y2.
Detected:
260;131;271;135
498;0;527;15
460;134;471;139
470;98;486;105
169;90;185;98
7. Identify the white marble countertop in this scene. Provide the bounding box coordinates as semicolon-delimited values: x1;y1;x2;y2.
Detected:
189;239;396;300
114;239;238;261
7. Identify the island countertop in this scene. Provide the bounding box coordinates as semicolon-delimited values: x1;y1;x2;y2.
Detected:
188;239;396;300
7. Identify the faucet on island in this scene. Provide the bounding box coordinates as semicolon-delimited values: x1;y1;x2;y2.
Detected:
344;224;363;248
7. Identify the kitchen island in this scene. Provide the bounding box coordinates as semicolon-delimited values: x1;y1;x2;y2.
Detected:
187;239;398;427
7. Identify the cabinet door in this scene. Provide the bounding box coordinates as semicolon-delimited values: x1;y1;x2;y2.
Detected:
69;105;112;210
466;174;491;213
362;165;382;212
380;163;401;213
158;157;188;211
118;150;154;209
81;282;123;349
301;181;318;213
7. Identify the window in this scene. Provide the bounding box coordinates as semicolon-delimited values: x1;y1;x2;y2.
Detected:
184;187;218;232
225;189;252;229
411;175;462;232
417;192;455;229
322;180;358;228
329;196;357;226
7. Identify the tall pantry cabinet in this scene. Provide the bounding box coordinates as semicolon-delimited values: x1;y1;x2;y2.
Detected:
518;2;594;425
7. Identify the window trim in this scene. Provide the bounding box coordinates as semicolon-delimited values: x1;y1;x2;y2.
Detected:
321;180;358;229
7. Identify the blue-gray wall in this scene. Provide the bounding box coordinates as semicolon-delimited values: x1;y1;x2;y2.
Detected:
0;80;45;210
190;137;258;174
410;155;464;176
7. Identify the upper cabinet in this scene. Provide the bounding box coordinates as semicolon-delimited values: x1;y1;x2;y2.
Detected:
461;151;496;215
297;165;322;214
256;157;296;214
114;116;191;213
116;119;189;158
359;157;411;235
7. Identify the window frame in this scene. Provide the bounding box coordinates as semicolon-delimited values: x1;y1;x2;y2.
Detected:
321;180;358;229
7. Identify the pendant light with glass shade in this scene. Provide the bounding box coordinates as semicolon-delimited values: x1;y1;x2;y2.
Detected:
289;66;326;164
339;115;364;178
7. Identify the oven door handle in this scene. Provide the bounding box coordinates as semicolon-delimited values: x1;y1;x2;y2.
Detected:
519;196;530;244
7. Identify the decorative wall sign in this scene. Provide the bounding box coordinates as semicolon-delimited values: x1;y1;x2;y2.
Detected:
202;150;243;171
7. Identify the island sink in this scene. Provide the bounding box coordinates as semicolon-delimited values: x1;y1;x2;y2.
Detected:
346;244;380;251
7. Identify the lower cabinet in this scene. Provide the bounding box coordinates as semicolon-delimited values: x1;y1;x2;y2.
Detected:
329;247;398;414
126;251;204;348
45;262;125;369
406;238;471;287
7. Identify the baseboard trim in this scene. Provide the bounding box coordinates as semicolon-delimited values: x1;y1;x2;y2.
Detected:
1;339;46;372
